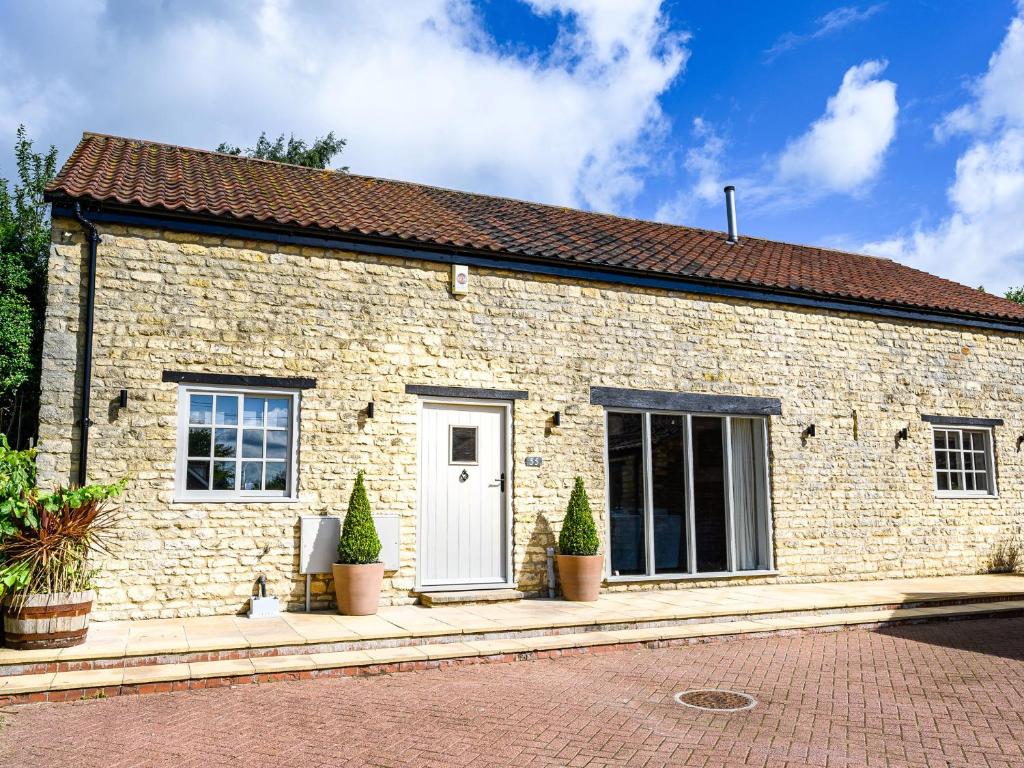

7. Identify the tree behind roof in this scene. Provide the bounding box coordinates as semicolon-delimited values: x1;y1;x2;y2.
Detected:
216;132;348;171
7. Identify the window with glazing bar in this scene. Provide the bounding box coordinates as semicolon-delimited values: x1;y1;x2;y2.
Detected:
932;426;996;497
175;386;299;500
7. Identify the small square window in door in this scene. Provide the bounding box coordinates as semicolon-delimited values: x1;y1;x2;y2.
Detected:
450;426;478;464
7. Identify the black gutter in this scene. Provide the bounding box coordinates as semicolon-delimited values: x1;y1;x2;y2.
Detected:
48;200;1024;336
71;202;99;487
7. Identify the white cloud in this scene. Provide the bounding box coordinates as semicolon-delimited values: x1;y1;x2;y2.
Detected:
863;7;1024;293
777;60;897;194
0;39;77;143
656;60;897;225
0;0;687;212
765;4;885;61
936;12;1024;139
654;117;725;222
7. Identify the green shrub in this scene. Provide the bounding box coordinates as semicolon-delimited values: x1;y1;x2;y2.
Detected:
1;434;127;601
1;434;38;535
0;472;126;602
337;471;382;565
558;476;600;556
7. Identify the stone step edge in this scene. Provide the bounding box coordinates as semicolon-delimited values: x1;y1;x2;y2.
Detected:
3;592;1022;676
3;599;1022;704
417;589;524;607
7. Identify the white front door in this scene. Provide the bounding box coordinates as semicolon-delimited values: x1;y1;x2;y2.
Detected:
418;401;509;589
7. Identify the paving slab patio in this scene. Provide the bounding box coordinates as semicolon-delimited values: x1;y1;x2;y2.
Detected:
1;573;1020;670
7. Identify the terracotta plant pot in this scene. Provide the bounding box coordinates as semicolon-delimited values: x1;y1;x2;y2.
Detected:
332;562;384;615
3;590;95;650
556;554;603;601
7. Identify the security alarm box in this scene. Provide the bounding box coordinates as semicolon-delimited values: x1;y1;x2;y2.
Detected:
451;264;470;295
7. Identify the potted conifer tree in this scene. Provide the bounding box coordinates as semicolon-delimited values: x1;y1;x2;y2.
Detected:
332;471;384;615
556;476;603;601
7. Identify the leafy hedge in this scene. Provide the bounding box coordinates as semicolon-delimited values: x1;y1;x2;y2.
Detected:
558;476;600;556
337;471;381;565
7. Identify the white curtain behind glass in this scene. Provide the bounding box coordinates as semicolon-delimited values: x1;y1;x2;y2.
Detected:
731;418;767;570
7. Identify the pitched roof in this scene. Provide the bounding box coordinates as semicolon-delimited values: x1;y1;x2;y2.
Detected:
46;132;1024;325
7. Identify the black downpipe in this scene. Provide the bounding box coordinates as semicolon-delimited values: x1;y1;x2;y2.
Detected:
72;202;99;487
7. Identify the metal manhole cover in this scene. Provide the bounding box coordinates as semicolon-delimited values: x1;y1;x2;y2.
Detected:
674;689;757;712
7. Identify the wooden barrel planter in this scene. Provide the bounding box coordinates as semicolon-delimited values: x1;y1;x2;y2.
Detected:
3;590;94;650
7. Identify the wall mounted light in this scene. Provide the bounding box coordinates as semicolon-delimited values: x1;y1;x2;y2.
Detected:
552;411;561;427
366;401;375;419
803;424;816;439
896;427;909;442
118;389;129;408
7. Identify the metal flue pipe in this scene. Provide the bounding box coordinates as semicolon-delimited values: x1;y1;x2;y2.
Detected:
724;185;739;244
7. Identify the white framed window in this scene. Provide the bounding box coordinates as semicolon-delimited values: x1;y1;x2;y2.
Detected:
604;410;773;580
175;385;300;501
932;425;997;498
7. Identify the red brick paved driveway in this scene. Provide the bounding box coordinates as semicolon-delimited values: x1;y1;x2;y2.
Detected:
3;617;1023;767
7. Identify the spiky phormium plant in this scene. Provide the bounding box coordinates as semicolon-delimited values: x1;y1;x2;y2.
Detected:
0;481;125;607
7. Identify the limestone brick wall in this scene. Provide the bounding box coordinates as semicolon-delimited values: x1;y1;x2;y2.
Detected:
35;218;1024;619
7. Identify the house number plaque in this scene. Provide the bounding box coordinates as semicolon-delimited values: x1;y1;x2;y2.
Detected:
524;456;543;467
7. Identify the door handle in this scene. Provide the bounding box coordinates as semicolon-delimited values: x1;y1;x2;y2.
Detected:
497;473;505;493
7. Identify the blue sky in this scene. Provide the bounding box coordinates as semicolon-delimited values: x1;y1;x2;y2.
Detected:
2;1;1023;291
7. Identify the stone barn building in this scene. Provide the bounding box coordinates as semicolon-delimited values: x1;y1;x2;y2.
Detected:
36;132;1024;620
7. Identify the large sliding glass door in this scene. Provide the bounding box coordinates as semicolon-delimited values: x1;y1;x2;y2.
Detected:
607;410;772;578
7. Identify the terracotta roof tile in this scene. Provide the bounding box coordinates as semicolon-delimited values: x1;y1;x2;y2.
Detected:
46;132;1024;324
